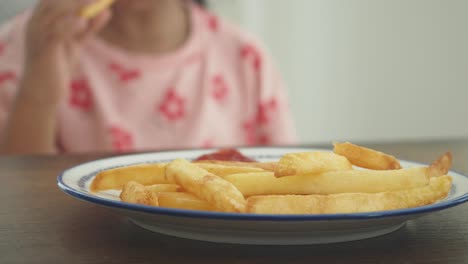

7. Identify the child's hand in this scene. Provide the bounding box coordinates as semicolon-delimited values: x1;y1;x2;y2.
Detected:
23;0;111;104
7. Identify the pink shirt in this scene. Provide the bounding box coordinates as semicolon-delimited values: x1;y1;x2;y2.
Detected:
0;5;297;154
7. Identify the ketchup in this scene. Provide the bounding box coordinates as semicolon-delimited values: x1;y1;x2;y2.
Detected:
194;149;256;162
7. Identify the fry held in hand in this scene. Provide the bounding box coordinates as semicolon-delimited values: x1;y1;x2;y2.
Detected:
334;142;401;170
275;152;352;177
247;176;452;214
166;159;246;213
81;0;115;18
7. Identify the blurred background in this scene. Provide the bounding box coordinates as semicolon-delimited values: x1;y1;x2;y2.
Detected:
1;0;467;145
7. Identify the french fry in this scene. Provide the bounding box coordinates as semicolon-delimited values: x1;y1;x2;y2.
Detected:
333;142;402;170
275;152;352;177
158;192;215;212
90;163;170;192
80;0;115;18
166;159;246;213
109;144;453;215
247;175;452;214
428;152;452;178
225;167;430;197
146;184;183;193
120;182;159;206
196;163;265;177
195;160;277;172
91;162;265;192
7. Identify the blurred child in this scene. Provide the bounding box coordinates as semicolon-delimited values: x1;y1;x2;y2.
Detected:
0;0;297;154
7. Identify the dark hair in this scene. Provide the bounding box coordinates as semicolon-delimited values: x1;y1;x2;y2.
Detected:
194;0;206;7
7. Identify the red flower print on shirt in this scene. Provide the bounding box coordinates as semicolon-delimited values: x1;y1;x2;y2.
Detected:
256;98;278;125
109;126;134;153
158;88;186;121
241;44;262;72
109;62;141;83
197;4;219;33
0;42;5;56
69;79;93;111
258;134;271;146
243;119;273;146
212;74;229;102
242;119;257;146
207;15;219;32
0;71;16;86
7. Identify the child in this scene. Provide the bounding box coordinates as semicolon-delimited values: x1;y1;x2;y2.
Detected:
0;0;297;154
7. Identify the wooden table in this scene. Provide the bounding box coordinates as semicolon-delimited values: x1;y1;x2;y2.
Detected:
1;140;467;264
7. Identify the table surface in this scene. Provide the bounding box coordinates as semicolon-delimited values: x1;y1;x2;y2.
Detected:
1;140;467;264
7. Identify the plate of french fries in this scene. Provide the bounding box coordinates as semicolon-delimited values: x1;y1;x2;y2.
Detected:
57;143;468;245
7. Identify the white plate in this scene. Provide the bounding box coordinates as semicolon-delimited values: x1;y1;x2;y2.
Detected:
57;147;468;245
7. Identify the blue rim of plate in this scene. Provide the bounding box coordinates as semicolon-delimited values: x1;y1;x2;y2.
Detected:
57;147;468;222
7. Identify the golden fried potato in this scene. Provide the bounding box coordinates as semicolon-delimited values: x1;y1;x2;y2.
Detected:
428;152;452;178
166;159;246;213
333;142;401;170
81;0;115;18
158;192;215;212
247;175;452;214
146;184;183;193
275;152;352;177
112;145;453;215
196;163;265;177
91;163;170;192
225;167;430;197
91;162;267;193
195;160;277;172
119;182;159;206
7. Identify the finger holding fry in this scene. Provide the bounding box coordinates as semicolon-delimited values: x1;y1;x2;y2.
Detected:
81;0;115;18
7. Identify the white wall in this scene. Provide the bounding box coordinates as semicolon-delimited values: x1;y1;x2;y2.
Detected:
0;0;34;21
211;0;468;144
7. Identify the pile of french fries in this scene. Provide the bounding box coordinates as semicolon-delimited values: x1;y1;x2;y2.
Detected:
90;142;453;215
